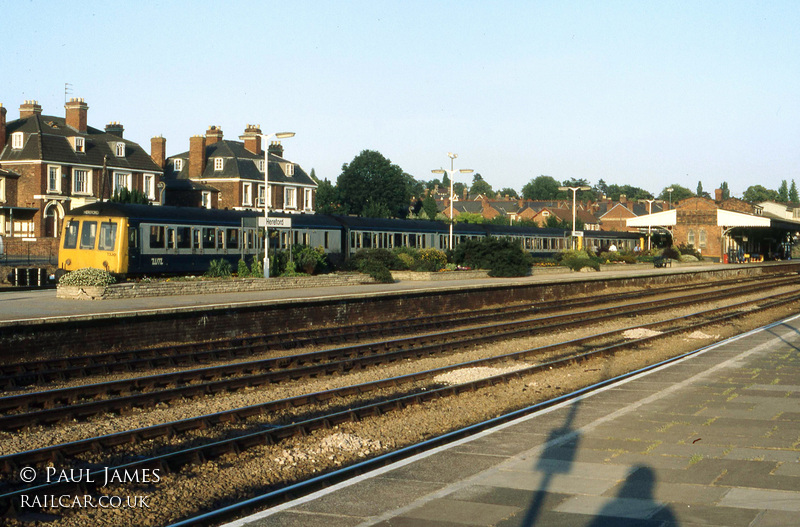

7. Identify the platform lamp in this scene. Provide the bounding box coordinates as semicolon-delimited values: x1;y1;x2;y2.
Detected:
260;131;295;278
666;187;674;208
432;153;473;251
639;198;658;251
558;185;591;249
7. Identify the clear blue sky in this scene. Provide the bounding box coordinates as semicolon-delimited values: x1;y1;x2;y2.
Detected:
4;0;798;198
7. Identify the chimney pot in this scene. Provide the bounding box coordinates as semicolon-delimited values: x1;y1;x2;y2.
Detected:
65;98;89;133
105;121;124;138
206;125;223;145
19;100;43;119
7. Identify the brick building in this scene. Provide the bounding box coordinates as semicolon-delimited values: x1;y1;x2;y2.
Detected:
0;99;164;239
164;125;316;213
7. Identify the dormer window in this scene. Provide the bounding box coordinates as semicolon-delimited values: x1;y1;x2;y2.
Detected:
214;158;224;171
115;142;126;157
257;160;265;172
11;132;24;149
74;137;85;153
285;164;294;176
174;159;183;172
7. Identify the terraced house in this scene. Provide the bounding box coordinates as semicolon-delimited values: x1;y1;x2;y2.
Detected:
164;125;316;213
0;99;164;242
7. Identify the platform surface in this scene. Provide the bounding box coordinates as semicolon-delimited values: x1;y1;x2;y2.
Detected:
0;262;741;325
224;313;800;527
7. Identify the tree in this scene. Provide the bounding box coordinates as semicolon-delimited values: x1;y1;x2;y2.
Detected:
742;185;780;203
594;179;609;198
314;178;343;214
522;175;560;200
470;174;493;197
498;187;519;199
657;184;694;204
696;181;710;199
337;150;412;218
791;180;799;203
605;184;653;201
110;187;149;204
309;168;319;183
778;180;789;202
453;182;467;198
421;194;439;221
720;181;730;200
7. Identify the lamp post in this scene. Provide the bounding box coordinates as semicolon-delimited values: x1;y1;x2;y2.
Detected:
665;187;674;208
432;153;473;251
558;185;591;249
639;198;658;250
260;131;295;278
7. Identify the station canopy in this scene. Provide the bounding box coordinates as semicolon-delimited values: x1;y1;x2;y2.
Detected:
626;209;770;229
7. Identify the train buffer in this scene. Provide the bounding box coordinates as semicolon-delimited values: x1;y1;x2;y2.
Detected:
653;256;672;268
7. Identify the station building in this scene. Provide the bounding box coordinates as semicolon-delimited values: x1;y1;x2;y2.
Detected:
627;191;800;261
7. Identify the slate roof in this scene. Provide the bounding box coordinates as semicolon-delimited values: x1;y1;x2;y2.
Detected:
0;114;162;173
166;140;316;188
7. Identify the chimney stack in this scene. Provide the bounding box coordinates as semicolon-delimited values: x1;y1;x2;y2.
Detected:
151;136;166;169
715;188;723;202
65;98;88;133
619;194;627;204
268;140;283;158
206;125;223;145
19;100;42;119
0;103;6;152
241;124;262;155
189;135;206;179
105;121;124;138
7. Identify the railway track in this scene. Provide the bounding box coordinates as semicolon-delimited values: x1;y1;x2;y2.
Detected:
2;285;800;526
0;273;788;387
1;275;796;430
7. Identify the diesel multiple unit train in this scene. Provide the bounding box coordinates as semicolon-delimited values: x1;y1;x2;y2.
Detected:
58;203;640;275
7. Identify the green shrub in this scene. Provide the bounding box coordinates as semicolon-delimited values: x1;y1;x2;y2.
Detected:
562;256;600;272
676;243;702;260
58;268;117;286
250;258;264;277
205;259;232;278
359;260;394;283
395;253;415;270
415;248;448;272
237;259;251;277
662;246;681;260
269;250;289;276
348;248;402;271
293;245;328;275
453;237;533;277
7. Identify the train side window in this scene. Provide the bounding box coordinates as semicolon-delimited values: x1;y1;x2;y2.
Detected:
324;231;329;249
63;220;80;249
216;229;225;249
226;228;239;249
202;228;216;249
177;227;192;249
166;228;175;249
193;229;201;249
129;227;138;249
80;221;98;250
149;226;165;249
98;222;117;251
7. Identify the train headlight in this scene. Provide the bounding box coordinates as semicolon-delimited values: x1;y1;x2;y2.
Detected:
65;259;72;266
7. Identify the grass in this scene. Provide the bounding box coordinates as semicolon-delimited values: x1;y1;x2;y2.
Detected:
688;453;703;466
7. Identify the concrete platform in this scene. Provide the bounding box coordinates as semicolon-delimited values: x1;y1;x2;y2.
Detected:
0;262;760;325
222;312;800;527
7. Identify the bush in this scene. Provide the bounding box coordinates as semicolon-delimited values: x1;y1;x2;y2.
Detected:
237;259;250;277
679;254;699;262
347;248;401;271
453;237;533;277
676;243;702;260
293;245;328;275
415;248;448;272
269;250;289;276
395;253;415;270
205;259;232;278
561;255;600;272
661;246;681;260
359;260;394;283
58;268;117;286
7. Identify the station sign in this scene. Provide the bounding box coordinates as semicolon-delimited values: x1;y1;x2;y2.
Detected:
258;217;292;229
571;230;584;237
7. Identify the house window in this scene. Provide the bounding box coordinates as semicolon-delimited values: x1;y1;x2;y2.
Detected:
73;169;90;194
0;177;5;202
11;132;23;149
687;229;696;246
143;174;155;200
214;158;223;170
113;172;131;194
74;137;85;153
174;159;183;172
258;184;266;207
257;160;265;172
242;182;253;206
284;187;297;209
304;188;313;210
285;164;294;176
699;229;707;249
201;191;212;209
115;142;126;157
48;166;61;193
